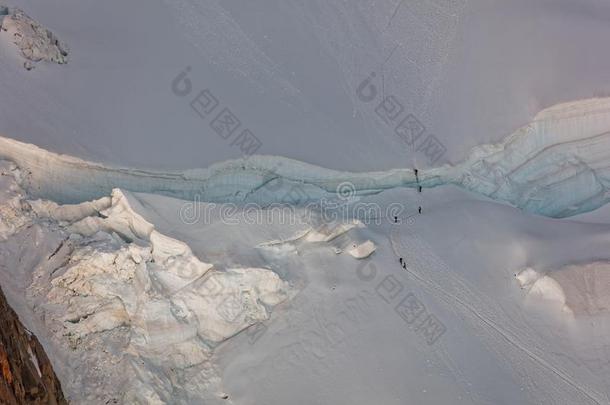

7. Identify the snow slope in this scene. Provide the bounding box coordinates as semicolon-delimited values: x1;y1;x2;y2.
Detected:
3;154;610;404
2;1;610;404
126;181;610;405
2;0;610;172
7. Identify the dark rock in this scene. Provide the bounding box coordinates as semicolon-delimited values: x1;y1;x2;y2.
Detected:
0;286;67;405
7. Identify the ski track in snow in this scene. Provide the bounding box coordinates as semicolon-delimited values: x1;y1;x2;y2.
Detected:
2;97;610;402
388;225;607;405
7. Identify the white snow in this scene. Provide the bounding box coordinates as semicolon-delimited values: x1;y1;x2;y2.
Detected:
2;0;610;175
3;97;610;404
347;240;376;259
4;152;610;403
3;1;610;404
516;269;572;316
515;267;540;289
0;162;387;403
0;168;297;403
29;196;111;223
304;220;363;243
518;261;610;318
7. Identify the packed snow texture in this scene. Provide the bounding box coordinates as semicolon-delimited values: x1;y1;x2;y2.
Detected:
0;4;67;65
3;97;610;217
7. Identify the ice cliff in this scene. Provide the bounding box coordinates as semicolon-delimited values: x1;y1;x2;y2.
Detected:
0;162;292;403
3;98;610;217
454;98;610;217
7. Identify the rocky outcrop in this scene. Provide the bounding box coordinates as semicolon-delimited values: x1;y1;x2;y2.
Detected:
0;5;68;66
0;286;66;405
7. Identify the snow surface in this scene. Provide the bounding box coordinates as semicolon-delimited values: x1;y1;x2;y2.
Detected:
3;1;610;404
516;268;572;316
0;162;382;403
519;262;610;317
3;150;610;404
2;0;610;172
347;240;376;259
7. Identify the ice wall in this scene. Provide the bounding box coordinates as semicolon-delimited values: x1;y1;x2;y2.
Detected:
2;98;610;217
453;98;610;217
0;135;424;205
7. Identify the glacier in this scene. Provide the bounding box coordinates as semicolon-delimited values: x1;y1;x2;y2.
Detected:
0;163;292;403
0;160;380;403
2;98;610;217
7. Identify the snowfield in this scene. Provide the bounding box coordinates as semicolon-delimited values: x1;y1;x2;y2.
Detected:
3;123;610;403
2;0;610;172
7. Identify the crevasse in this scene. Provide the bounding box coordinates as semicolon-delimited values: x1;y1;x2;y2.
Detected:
3;98;610;218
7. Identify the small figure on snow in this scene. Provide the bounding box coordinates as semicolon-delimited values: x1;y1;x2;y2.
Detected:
418;206;422;214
